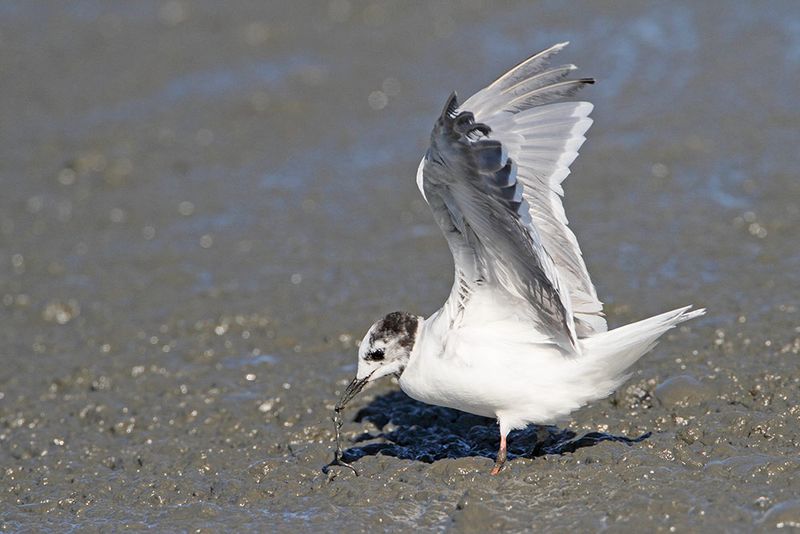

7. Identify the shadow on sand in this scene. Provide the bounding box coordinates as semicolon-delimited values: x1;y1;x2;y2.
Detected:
338;390;650;465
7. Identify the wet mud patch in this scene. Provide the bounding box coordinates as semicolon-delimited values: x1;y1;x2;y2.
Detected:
336;391;650;466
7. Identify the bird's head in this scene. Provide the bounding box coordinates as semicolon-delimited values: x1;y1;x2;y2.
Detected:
336;311;422;410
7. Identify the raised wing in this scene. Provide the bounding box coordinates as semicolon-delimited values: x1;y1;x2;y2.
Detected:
418;43;605;347
420;92;578;352
463;42;606;336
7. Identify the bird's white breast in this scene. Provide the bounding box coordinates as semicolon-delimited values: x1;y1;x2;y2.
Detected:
399;288;579;425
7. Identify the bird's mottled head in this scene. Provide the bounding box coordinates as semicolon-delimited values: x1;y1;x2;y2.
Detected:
356;311;421;381
336;311;422;411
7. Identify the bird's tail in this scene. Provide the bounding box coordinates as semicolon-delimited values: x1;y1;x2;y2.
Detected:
577;305;705;393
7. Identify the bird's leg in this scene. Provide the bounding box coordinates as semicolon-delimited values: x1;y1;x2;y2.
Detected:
490;432;508;475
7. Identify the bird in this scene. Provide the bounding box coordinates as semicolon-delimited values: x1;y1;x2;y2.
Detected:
335;42;705;475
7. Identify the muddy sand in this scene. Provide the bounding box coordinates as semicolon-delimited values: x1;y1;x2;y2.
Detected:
1;2;799;531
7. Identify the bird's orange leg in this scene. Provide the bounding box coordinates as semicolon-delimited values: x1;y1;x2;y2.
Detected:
490;432;507;475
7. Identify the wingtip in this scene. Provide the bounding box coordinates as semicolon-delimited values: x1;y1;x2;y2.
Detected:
679;305;707;322
544;41;570;57
441;91;460;120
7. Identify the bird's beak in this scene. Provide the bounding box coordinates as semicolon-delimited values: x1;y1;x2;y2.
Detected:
335;375;369;411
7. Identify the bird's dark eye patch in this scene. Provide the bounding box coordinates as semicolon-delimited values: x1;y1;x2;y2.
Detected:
365;348;385;362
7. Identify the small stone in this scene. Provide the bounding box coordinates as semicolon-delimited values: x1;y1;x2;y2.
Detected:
42;300;80;324
654;375;714;408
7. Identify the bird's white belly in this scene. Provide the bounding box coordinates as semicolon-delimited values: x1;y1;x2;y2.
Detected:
399;305;581;426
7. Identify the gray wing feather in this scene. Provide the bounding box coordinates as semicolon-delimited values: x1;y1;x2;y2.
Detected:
418;42;606;354
462;42;607;336
471;42;572;104
422;93;578;352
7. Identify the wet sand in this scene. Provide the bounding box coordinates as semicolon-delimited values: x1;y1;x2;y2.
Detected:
2;1;800;531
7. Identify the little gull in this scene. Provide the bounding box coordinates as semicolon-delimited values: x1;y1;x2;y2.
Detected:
333;42;704;475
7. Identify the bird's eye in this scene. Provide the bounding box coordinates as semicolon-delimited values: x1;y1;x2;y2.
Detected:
365;348;385;361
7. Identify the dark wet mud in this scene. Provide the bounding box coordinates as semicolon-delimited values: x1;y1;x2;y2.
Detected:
332;391;651;468
2;1;800;531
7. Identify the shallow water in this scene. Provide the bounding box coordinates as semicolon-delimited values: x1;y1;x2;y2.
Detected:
2;1;799;531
